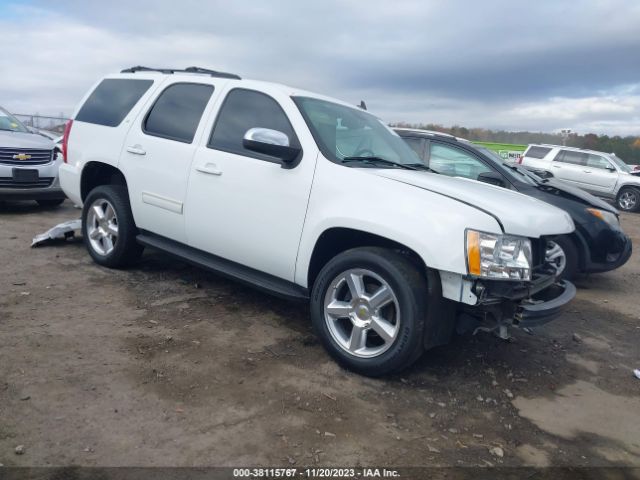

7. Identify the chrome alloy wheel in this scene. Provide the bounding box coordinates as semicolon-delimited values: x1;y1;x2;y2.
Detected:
323;268;400;358
86;198;119;256
618;190;637;210
546;240;567;276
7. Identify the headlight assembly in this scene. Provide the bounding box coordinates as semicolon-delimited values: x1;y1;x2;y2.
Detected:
466;229;532;281
586;208;619;228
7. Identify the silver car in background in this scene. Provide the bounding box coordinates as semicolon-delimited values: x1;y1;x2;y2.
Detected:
519;144;640;213
0;106;65;206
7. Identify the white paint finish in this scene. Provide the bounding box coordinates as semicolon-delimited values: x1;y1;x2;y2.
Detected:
185;84;319;281
440;271;477;305
62;71;579;301
293;157;504;287
141;191;183;214
118;77;227;243
372;169;575;238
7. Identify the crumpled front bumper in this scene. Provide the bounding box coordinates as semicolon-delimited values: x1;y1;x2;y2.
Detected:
515;280;576;327
471;265;577;328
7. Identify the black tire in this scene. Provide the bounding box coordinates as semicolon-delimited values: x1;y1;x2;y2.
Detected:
82;185;143;268
616;187;640;213
310;247;427;377
548;235;579;281
36;198;65;208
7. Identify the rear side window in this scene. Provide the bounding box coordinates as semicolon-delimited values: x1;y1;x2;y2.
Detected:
144;83;214;143
525;146;552;159
76;79;153;127
555;150;587;166
209;88;299;161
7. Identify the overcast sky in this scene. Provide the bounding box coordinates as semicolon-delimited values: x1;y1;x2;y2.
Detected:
1;0;639;135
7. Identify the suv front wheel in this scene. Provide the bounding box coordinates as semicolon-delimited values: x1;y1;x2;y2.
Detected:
82;185;143;268
310;247;427;376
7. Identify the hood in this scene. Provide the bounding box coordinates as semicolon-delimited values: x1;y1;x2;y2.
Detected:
0;130;55;149
372;169;575;238
536;178;617;213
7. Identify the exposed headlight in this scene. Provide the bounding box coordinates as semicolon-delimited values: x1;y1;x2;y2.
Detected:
586;208;619;228
466;230;532;281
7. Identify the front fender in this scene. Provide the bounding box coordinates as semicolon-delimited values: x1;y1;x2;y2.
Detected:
294;159;502;287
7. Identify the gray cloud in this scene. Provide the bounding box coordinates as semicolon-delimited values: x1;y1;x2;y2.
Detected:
1;0;639;135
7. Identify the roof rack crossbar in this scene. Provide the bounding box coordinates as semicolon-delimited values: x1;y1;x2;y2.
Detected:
120;66;241;80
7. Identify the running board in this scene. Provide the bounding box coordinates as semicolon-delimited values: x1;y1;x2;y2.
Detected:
136;232;309;301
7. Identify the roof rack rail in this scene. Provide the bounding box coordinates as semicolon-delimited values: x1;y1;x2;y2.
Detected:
120;66;241;80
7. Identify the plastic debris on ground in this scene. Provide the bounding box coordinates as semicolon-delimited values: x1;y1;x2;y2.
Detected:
31;219;82;247
634;369;640;380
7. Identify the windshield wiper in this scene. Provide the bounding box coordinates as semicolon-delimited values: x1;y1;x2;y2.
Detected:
405;163;438;173
341;156;420;171
0;128;18;132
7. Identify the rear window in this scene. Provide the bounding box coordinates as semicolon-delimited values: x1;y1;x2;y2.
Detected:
144;83;214;143
76;79;153;127
525;146;552;159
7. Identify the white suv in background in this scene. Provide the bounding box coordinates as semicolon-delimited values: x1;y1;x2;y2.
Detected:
59;66;576;376
520;144;640;212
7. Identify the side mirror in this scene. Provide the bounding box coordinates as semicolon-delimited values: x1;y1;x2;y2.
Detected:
243;128;301;167
477;171;506;187
606;165;616;172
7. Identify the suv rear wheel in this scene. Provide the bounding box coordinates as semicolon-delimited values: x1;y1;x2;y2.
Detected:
82;185;143;268
617;187;640;212
310;247;426;376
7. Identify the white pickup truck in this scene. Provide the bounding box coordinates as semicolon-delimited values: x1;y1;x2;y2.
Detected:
59;66;576;376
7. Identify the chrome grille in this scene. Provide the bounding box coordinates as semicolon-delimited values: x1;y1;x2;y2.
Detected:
0;148;54;165
0;177;54;189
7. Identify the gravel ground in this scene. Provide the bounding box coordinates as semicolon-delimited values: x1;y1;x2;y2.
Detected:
0;200;639;468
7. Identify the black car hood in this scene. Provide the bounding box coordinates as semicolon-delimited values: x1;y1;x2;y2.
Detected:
529;179;617;214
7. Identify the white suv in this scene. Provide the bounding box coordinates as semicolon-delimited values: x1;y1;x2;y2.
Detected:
60;66;576;376
520;144;640;212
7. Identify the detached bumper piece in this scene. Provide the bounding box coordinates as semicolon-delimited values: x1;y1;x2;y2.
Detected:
514;280;576;327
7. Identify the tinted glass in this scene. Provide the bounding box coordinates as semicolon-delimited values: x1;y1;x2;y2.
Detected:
586;154;612;170
76;79;153;127
429;143;493;180
209;89;298;159
403;137;425;160
555;150;586;166
144;83;214;143
525;146;552;159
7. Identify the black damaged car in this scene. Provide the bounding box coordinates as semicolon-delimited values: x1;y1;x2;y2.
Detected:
395;128;632;280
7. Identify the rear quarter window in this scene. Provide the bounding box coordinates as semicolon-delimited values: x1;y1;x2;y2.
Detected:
76;79;153;127
525;146;552;159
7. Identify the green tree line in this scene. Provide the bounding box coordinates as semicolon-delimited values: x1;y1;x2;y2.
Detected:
393;123;640;164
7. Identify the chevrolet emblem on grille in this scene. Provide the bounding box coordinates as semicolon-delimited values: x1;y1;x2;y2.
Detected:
12;153;32;160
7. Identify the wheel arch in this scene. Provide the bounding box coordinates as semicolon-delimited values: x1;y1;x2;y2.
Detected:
305;227;428;290
80;162;128;202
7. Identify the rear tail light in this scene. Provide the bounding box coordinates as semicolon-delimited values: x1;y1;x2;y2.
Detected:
62;119;73;163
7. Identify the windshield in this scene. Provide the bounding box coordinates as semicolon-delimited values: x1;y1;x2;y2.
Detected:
0;108;28;133
475;146;539;185
293;97;421;167
608;154;632;173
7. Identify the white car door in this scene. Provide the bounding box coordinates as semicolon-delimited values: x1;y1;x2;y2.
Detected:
120;81;216;243
549;150;593;190
185;87;318;281
581;153;619;195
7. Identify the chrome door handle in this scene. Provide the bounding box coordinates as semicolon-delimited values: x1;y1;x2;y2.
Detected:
196;163;222;176
583;170;592;173
552;165;561;168
126;145;146;155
